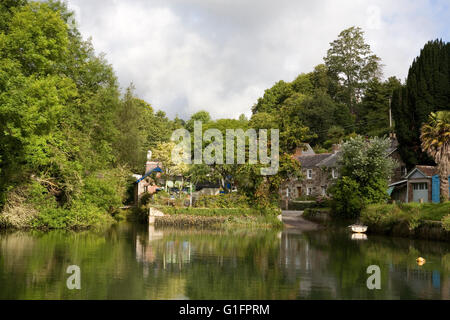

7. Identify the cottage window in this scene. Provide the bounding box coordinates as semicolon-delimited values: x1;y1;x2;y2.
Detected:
332;168;338;179
413;183;427;190
401;166;407;176
307;169;313;179
321;186;327;196
307;187;313;196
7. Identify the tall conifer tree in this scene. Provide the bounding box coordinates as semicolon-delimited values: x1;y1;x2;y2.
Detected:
392;40;450;167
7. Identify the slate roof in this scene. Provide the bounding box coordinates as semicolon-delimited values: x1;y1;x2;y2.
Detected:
316;152;340;168
414;165;438;177
296;153;333;168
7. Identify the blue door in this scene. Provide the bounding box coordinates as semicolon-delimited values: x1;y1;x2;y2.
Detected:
432;175;440;203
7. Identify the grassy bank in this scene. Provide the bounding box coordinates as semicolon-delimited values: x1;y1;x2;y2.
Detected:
360;202;450;241
138;193;283;229
151;206;283;229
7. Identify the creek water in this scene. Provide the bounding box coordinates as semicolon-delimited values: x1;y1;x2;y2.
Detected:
0;222;449;299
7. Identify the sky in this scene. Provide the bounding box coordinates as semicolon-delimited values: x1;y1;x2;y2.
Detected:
65;0;450;120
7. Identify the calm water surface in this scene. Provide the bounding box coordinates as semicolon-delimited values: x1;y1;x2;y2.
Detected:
0;223;449;299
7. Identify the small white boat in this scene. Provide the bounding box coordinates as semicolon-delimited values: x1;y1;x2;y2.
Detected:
349;224;368;233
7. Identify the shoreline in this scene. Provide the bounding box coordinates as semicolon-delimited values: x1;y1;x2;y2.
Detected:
302;205;450;242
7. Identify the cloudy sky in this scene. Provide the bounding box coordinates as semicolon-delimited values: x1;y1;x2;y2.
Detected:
66;0;449;120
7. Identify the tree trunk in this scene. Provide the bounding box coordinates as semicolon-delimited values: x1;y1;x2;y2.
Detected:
438;160;449;202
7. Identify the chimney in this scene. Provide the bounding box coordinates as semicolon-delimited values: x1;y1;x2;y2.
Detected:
145;161;158;174
332;144;341;154
293;147;303;158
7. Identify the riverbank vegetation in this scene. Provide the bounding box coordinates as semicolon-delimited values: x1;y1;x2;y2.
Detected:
0;1;180;229
154;212;282;230
360;202;450;240
1;1;448;230
132;192;283;229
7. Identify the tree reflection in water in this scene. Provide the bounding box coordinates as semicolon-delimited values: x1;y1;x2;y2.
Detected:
0;223;449;299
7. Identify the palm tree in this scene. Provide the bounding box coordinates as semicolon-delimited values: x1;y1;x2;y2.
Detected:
420;111;450;202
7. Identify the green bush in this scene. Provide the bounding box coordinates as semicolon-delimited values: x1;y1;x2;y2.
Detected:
295;195;317;201
288;197;331;211
303;207;331;219
418;202;450;221
78;171;125;214
31;201;114;230
194;193;251;209
329;176;389;219
360;204;407;231
442;215;450;231
361;202;450;233
329;177;365;219
160;206;280;217
1;169;128;230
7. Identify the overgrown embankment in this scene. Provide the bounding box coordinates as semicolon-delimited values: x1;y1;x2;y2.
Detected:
0;169;129;230
133;193;283;229
360;202;450;241
155;207;282;229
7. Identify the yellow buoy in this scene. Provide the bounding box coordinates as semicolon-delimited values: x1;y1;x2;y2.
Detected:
416;257;426;266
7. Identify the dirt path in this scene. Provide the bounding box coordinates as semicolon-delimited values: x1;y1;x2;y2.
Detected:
282;210;321;231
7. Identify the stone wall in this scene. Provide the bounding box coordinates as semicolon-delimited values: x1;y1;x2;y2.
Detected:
281;167;335;200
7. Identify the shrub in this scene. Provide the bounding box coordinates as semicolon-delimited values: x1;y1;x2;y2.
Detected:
443;215;450;232
31;201;114;230
361;202;450;233
1;168;128;230
78;170;125;214
160;206;280;217
329;177;365;219
303;207;331;219
194;193;251;209
360;204;406;232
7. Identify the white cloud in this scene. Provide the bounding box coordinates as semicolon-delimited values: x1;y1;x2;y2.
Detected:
66;0;448;119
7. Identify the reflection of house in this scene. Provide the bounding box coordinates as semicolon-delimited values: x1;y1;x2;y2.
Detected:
389;165;449;203
165;241;191;265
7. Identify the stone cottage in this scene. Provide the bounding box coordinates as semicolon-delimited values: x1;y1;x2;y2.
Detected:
281;136;405;201
280;144;341;200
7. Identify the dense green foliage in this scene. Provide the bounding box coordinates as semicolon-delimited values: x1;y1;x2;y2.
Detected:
392;39;450;167
361;202;450;232
324;26;382;114
251;27;399;152
194;193;251;208
157;207;282;229
0;1;446;230
0;1;177;228
329;136;397;218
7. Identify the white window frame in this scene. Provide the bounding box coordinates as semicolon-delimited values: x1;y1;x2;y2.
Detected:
307;169;313;180
332;168;337;179
321;186;327;196
307;187;313;196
